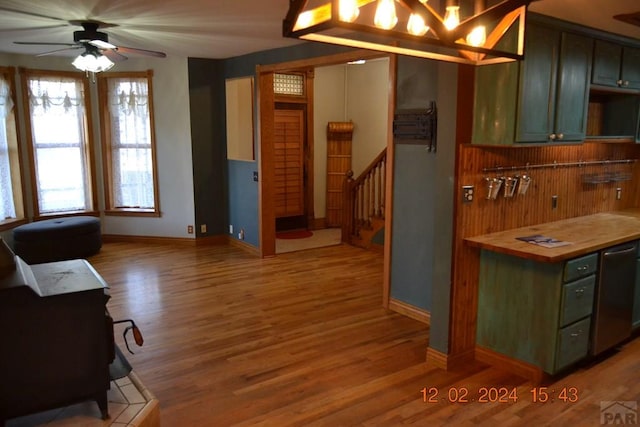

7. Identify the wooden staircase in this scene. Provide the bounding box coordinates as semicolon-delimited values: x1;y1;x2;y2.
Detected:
342;148;386;249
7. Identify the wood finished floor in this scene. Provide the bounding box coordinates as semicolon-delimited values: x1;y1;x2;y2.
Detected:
89;241;640;426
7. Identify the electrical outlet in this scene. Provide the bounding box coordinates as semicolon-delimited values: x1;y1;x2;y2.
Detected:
200;224;207;233
238;229;245;240
229;224;233;234
616;188;622;200
552;195;558;209
253;171;259;182
462;185;474;203
187;225;194;234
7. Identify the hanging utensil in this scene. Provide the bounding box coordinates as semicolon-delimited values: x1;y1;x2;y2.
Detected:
487;177;503;200
518;174;531;195
504;176;518;198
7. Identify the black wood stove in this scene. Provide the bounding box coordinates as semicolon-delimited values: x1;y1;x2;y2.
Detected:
0;239;114;424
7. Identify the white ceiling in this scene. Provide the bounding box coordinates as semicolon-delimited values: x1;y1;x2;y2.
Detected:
0;0;638;60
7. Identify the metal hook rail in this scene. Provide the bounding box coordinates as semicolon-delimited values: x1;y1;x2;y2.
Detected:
482;158;637;174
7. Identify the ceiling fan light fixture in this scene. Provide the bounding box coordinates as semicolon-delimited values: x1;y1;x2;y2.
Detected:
72;50;114;73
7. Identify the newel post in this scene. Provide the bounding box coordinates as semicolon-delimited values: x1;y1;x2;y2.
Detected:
342;170;355;244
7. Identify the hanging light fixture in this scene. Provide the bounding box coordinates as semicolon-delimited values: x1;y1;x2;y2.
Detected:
283;0;537;65
72;46;114;73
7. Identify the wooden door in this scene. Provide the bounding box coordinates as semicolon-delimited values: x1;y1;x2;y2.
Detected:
274;109;304;218
325;122;353;227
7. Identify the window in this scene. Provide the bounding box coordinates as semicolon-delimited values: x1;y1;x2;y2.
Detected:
98;71;159;216
21;70;96;217
274;73;305;96
0;67;26;230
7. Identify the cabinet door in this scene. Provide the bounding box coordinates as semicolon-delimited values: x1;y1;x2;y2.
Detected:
472;62;519;145
516;24;559;142
592;40;622;87
621;47;640;89
554;33;593;142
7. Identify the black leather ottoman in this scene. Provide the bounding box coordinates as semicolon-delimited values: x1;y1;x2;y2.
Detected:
13;217;102;264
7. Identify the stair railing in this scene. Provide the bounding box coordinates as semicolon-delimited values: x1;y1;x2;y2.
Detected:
342;148;386;244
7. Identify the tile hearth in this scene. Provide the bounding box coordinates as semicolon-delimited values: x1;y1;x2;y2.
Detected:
6;371;159;427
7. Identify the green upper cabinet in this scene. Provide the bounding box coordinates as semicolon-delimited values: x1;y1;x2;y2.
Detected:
471;28;519;145
592;40;622;87
470;15;640;146
593;40;640;89
516;25;593;143
621;47;640;89
554;33;594;141
514;24;559;143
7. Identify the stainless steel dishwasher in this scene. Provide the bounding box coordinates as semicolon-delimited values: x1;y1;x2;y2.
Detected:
591;241;638;355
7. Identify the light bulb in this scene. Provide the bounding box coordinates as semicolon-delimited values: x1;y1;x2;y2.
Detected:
339;0;360;22
443;5;460;30
295;10;314;29
407;14;429;36
374;0;398;30
466;25;486;46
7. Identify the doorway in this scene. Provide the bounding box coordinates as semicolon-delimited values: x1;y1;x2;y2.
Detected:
258;51;395;261
274;104;308;233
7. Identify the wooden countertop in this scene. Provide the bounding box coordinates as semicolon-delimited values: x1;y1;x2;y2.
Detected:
465;210;640;263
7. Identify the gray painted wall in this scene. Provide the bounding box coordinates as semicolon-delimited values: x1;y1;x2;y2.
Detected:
188;58;229;238
389;57;456;353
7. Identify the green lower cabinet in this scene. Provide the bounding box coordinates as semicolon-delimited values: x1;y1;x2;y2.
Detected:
477;250;597;375
556;317;591;371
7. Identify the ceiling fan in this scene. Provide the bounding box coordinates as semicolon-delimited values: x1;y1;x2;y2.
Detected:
13;20;166;72
15;20;167;59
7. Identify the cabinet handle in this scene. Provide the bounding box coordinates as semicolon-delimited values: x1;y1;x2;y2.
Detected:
624;80;630;87
575;288;585;297
570;329;583;338
557;133;564;140
549;133;557;140
577;265;589;272
617;79;623;86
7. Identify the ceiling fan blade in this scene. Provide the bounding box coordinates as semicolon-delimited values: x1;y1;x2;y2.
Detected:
0;24;69;33
35;46;84;57
103;49;128;62
89;39;116;49
15;41;78;47
0;6;67;22
115;46;166;58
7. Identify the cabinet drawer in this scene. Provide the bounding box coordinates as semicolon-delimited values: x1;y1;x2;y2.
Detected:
556;317;591;372
564;253;598;282
560;275;595;327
